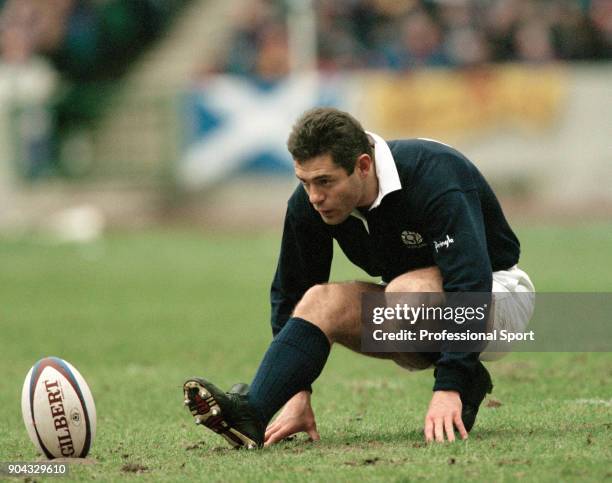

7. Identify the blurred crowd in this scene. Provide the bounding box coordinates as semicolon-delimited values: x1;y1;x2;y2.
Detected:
0;0;71;66
3;0;610;82
218;0;612;80
0;0;189;178
0;0;187;81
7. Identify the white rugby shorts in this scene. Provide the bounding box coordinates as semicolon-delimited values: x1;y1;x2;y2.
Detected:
480;265;535;360
388;265;536;370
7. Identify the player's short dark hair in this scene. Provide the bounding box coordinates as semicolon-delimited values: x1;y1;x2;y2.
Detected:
287;107;373;174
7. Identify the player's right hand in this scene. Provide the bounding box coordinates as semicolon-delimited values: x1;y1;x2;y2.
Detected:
264;390;320;446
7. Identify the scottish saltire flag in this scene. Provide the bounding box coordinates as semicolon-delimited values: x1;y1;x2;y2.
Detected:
178;73;347;189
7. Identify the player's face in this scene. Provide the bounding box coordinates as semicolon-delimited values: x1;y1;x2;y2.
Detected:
294;154;367;225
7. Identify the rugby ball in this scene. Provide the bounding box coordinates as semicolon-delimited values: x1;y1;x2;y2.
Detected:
21;357;96;459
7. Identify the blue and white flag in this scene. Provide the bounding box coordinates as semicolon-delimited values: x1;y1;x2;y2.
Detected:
179;73;348;189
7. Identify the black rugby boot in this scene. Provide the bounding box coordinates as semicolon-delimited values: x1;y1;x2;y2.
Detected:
461;362;493;432
183;378;264;449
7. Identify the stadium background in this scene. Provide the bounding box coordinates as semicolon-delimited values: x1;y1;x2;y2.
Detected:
0;0;610;480
0;0;610;230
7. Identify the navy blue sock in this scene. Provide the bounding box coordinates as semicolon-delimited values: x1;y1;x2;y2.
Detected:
248;317;330;425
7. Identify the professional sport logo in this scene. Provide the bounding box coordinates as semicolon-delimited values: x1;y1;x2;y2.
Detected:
401;231;426;248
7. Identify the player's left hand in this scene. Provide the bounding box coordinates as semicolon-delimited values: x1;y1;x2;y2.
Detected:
424;390;468;443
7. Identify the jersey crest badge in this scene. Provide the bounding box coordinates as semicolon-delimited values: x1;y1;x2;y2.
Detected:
401;231;426;248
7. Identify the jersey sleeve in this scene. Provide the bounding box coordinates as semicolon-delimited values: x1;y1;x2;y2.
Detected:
270;206;333;337
422;188;493;396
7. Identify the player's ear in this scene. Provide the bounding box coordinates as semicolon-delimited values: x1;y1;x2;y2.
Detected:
355;154;372;178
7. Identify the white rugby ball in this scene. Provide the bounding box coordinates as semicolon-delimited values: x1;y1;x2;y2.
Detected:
21;357;96;459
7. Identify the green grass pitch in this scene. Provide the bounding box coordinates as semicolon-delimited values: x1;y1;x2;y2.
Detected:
1;223;611;481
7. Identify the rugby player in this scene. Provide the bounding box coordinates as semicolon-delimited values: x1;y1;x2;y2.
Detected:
183;107;535;448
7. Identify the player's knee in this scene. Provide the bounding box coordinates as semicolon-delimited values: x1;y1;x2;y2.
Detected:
293;284;354;338
293;284;331;324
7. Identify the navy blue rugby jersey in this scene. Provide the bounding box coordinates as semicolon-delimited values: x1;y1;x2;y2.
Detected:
270;137;520;394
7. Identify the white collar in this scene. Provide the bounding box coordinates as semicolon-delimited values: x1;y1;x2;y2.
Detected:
365;131;402;210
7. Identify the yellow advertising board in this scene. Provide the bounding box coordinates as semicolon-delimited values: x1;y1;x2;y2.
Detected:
361;65;568;142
